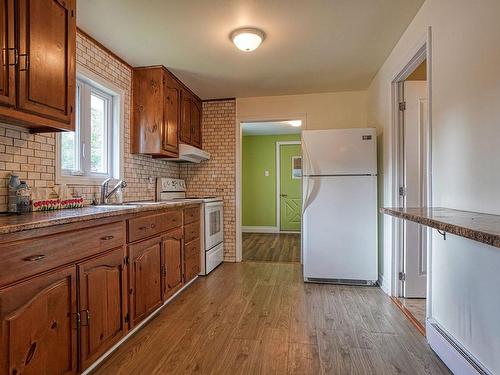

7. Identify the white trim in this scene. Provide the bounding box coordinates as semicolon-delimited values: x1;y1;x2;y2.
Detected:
235;111;307;263
389;29;433;299
242;226;279;233
427;319;490;375
378;273;390;294
56;64;125;186
81;276;199;375
276;141;301;232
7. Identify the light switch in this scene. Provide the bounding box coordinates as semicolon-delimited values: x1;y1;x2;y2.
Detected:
264;170;269;177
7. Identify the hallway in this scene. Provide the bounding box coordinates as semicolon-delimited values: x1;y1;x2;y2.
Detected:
92;262;450;374
242;232;301;263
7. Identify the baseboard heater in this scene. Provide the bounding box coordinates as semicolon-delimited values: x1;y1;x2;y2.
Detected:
426;319;491;375
304;277;377;286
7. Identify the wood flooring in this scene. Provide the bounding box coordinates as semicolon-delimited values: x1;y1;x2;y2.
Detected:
395;297;427;334
91;262;450;375
243;232;301;262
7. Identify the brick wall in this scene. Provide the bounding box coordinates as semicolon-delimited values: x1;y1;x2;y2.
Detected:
180;100;237;261
0;31;179;211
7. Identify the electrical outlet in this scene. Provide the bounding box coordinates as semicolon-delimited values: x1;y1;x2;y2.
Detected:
264;170;269;177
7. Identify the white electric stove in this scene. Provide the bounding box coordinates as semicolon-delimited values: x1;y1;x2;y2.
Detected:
156;178;224;275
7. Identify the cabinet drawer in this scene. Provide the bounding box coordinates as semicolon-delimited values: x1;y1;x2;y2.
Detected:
184;253;200;282
184;206;200;225
128;210;181;243
185;238;200;259
0;221;125;287
184;221;200;243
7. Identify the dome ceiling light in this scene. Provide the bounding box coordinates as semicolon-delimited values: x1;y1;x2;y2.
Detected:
231;28;265;52
287;120;302;127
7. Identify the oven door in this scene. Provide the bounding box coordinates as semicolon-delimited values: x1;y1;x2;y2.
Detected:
204;201;224;250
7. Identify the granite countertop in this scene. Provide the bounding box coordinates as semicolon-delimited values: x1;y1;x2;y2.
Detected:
381;207;500;248
0;199;204;235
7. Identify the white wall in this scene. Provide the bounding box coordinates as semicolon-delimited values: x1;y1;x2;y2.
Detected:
237;91;367;129
367;0;500;372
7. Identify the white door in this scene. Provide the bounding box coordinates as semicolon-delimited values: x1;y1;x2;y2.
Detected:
302;128;377;176
403;81;429;298
302;175;377;281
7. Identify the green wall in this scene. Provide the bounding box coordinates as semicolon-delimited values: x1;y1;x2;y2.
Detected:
242;134;301;227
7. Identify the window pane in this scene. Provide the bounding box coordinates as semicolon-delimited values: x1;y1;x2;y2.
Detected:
61;131;76;170
90;93;108;173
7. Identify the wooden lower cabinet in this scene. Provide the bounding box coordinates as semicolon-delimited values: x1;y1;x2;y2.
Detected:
0;265;78;375
77;247;127;370
162;228;183;299
128;237;163;327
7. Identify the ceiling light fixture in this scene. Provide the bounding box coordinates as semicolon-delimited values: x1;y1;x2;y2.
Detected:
287;120;302;127
231;28;265;52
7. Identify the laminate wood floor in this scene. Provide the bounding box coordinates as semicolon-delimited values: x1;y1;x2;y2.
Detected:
243;232;301;263
397;298;426;328
92;262;450;375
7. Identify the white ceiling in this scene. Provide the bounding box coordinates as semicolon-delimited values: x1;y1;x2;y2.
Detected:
242;121;302;136
77;0;424;100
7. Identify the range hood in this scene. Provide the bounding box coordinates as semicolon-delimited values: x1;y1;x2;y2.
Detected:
170;143;210;163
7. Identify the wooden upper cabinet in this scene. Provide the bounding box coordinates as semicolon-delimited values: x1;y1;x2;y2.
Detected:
0;0;15;107
180;89;202;148
77;248;127;370
132;65;202;157
128;237;163;328
163;75;180;154
162;228;183;299
0;265;78;375
0;0;76;132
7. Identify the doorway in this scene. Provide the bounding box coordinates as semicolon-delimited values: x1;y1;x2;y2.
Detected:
393;53;431;335
240;120;302;263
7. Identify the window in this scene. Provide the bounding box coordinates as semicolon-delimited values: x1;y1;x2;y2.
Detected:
57;70;123;185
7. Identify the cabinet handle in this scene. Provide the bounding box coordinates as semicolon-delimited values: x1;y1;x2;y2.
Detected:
101;235;114;241
23;254;45;262
139;223;156;231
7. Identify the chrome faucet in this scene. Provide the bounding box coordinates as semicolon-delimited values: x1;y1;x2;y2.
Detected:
100;178;127;204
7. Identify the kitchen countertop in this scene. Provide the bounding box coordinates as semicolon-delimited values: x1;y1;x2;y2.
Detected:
0;199;204;235
381;207;500;248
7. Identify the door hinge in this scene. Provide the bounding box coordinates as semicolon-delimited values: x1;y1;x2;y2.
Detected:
124;256;130;265
75;311;81;328
161;264;167;277
399;101;406;111
124;313;129;323
399;272;406;281
399;186;406;197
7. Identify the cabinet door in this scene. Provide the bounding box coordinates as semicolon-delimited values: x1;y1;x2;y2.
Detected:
184;240;201;283
17;0;76;126
162;228;183;299
0;265;77;374
128;237;163;327
180;92;191;144
0;0;15;107
77;248;127;370
163;78;179;154
190;99;202;148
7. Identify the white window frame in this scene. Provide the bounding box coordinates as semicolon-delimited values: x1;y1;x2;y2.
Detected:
56;65;124;186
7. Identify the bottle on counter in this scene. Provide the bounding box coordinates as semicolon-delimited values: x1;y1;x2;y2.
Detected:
16;181;31;214
8;173;20;213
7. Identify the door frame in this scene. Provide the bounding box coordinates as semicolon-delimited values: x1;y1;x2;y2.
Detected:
390;28;433;317
235;113;308;262
276;141;302;233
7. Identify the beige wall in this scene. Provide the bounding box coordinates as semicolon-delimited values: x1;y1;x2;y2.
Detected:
236;91;367;129
367;0;500;372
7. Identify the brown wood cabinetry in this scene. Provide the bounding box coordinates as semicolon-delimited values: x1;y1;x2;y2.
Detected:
132;65;202;157
128;236;163;327
162;228;183;298
0;265;78;374
0;0;76;132
0;204;202;373
180;89;202;148
77;248;127;370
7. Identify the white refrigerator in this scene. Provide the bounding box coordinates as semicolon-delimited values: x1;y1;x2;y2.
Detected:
302;128;378;284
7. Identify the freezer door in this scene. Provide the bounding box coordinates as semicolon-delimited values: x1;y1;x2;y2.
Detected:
302;128;377;176
302;175;377;281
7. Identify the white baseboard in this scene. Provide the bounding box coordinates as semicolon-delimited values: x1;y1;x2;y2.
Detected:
378;273;390;295
426;319;490;375
242;226;279;233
